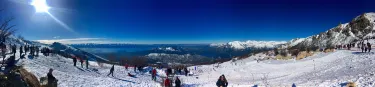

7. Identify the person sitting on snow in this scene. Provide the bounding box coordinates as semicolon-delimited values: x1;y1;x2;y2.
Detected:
47;68;57;87
216;75;228;87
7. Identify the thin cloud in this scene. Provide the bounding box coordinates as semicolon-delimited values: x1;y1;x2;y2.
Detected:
35;38;131;44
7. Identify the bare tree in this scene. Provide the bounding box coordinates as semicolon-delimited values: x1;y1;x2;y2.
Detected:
0;17;16;43
0;9;16;66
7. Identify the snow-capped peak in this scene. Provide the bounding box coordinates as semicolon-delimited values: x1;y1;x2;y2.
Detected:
211;40;287;49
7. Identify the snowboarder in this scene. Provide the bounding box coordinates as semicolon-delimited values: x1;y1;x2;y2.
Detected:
216;75;228;87
367;41;371;52
86;59;89;69
47;68;57;87
164;78;171;87
152;68;157;80
175;77;181;87
107;65;115;77
73;57;77;66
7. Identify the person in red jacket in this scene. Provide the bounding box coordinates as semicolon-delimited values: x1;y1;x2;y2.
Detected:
164;78;171;87
124;64;129;70
152;68;157;80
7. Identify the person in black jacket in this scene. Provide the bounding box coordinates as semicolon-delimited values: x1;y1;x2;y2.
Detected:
175;77;181;87
47;68;57;87
73;57;77;66
19;46;23;58
216;75;228;87
107;65;115;76
367;41;372;52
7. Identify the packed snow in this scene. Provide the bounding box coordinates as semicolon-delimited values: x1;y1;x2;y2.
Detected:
14;52;161;87
180;49;375;87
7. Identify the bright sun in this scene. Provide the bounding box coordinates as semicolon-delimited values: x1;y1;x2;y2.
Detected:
31;0;50;13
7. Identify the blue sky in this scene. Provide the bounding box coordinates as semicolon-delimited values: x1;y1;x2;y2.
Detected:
1;0;375;44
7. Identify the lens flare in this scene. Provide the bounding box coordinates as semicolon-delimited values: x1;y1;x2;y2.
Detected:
31;0;50;13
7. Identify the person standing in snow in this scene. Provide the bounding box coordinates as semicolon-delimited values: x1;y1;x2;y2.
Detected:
175;77;181;87
12;44;16;56
152;68;157;80
36;46;39;57
86;59;89;69
367;41;371;52
164;78;171;87
184;68;189;76
125;63;129;70
73;57;77;66
19;46;23;58
107;65;115;77
134;65;137;72
80;58;84;68
47;68;57;87
361;41;365;53
216;75;228;87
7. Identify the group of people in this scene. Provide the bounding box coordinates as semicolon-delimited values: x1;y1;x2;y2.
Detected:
334;40;372;53
41;47;52;56
336;43;356;50
163;77;181;87
72;55;89;69
164;67;190;76
358;40;372;53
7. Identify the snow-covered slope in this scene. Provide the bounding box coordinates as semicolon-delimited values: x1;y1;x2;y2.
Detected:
181;50;375;87
290;12;375;49
15;52;160;87
211;40;287;49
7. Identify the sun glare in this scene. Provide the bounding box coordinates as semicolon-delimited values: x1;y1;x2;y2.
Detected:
31;0;50;13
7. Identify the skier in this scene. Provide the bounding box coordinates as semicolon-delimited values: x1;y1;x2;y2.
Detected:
73;57;77;66
107;65;114;77
47;68;57;87
175;77;181;87
86;59;89;69
367;41;371;52
216;75;228;87
152;68;157;80
164;78;171;87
